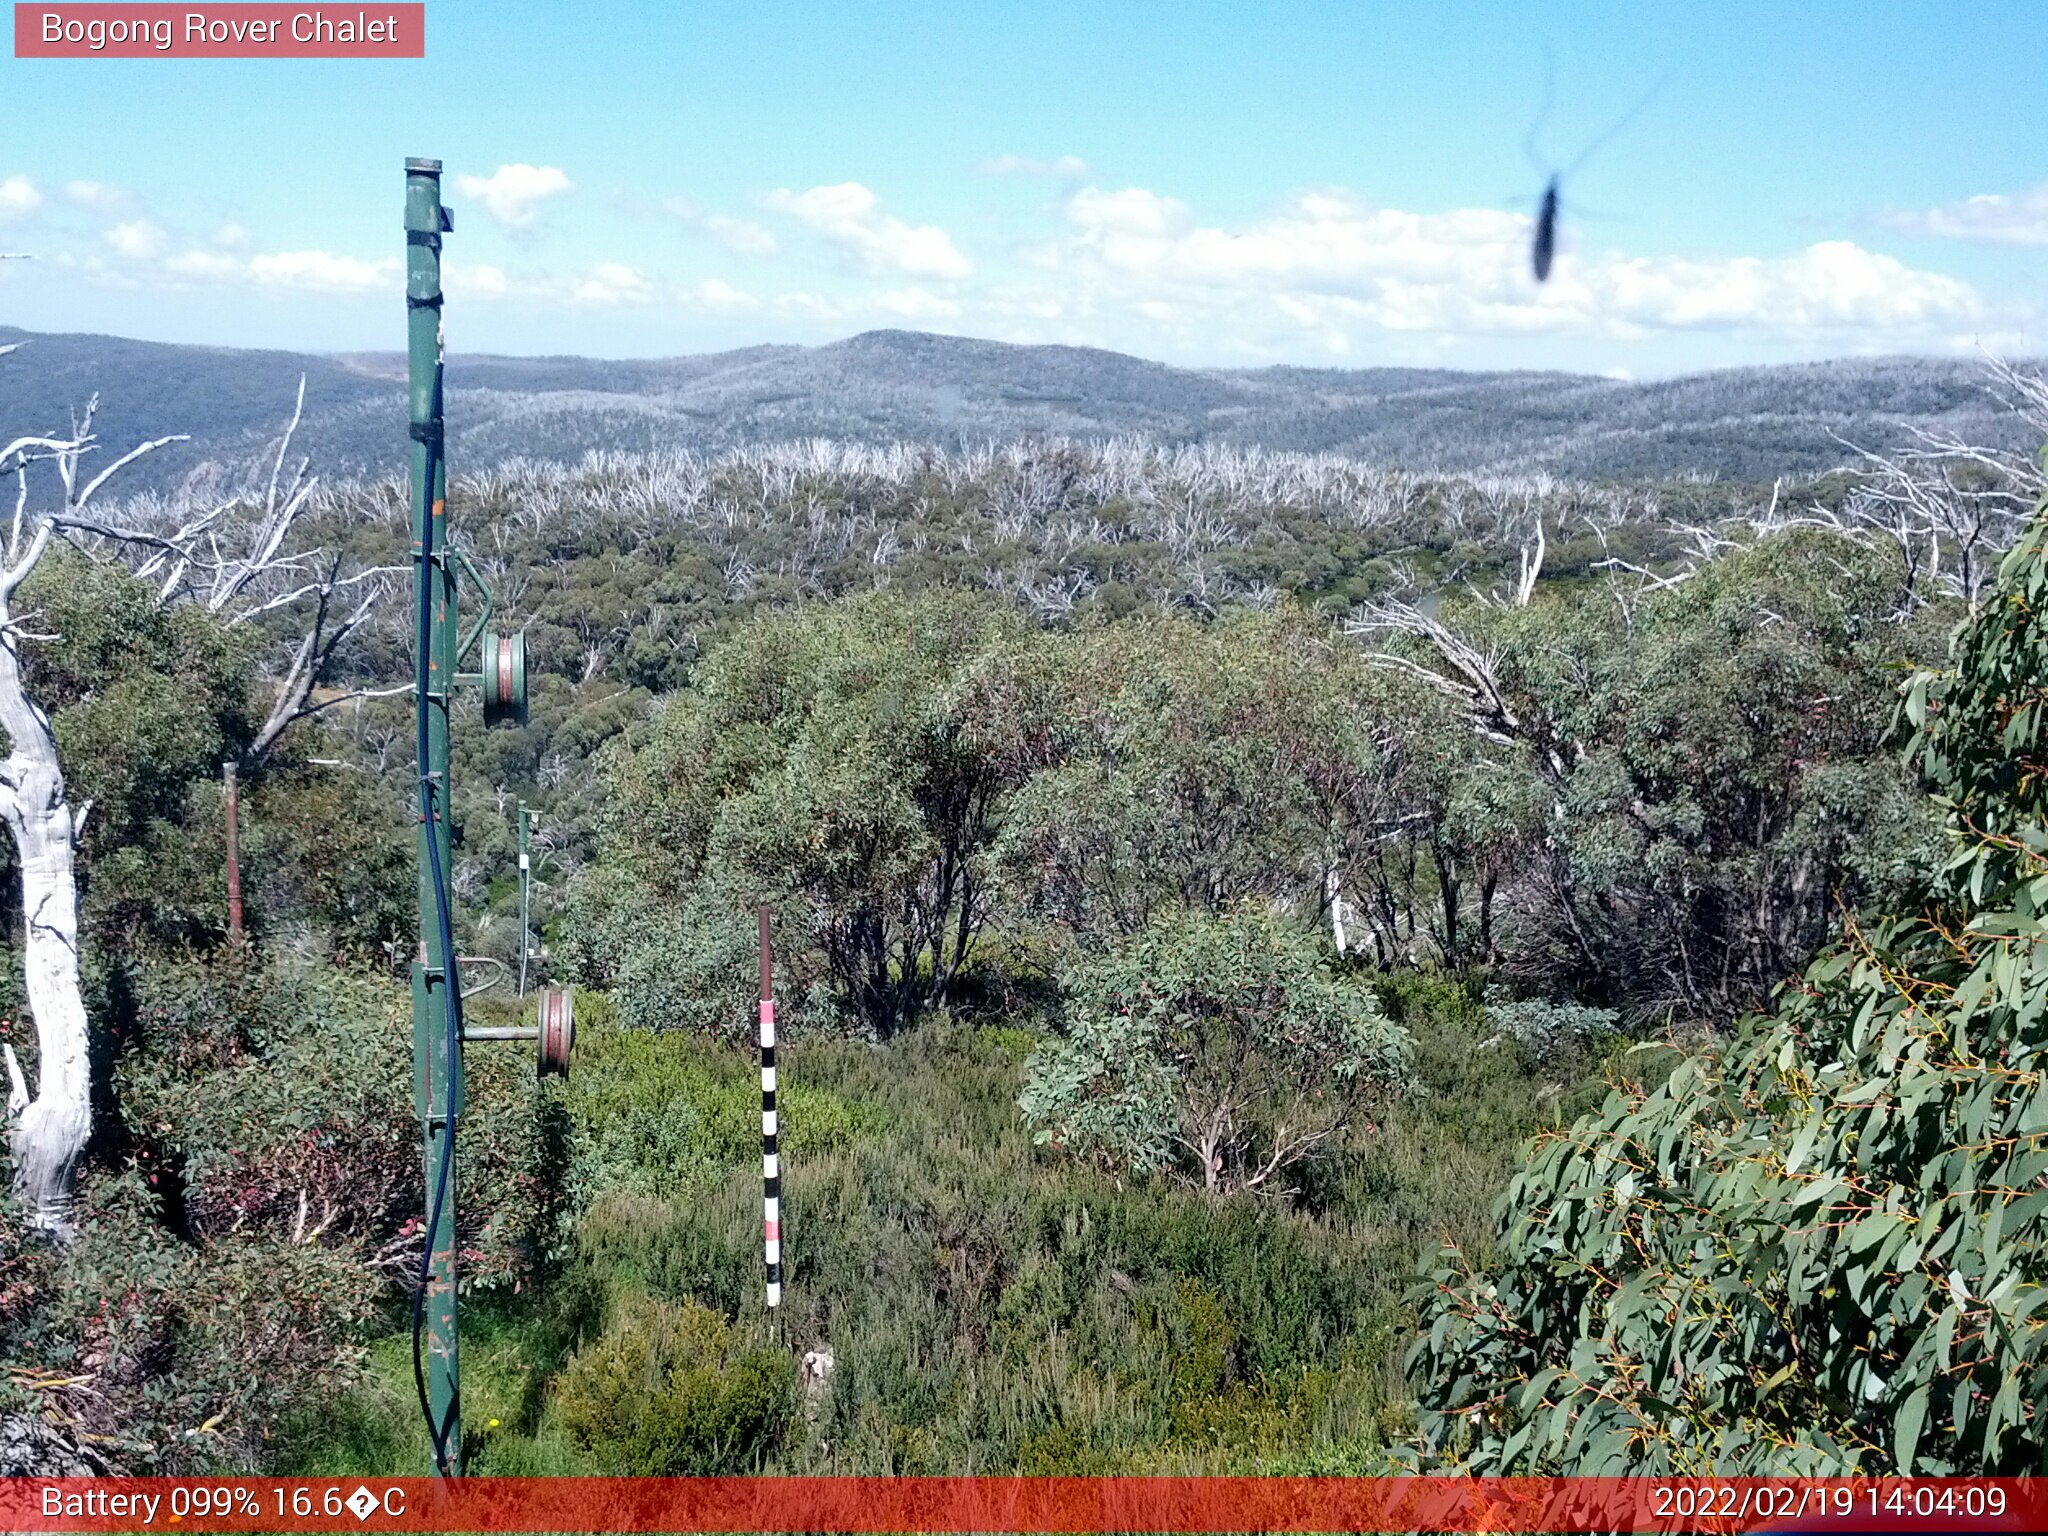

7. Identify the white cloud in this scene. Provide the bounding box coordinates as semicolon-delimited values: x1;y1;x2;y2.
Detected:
246;250;400;292
572;262;653;305
104;220;167;260
761;183;971;279
150;242;474;297
1887;184;2048;247
703;214;778;257
0;176;43;221
159;247;394;292
979;154;1092;179
1591;242;1976;331
1061;189;1505;291
660;199;779;257
1036;187;1981;350
455;164;573;229
10;159;2004;369
1067;186;1189;238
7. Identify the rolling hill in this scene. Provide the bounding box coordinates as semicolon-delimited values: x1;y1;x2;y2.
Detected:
0;325;2034;489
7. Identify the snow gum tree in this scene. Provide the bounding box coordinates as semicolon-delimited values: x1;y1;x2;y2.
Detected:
0;379;181;1237
1406;489;2048;1473
0;353;388;1237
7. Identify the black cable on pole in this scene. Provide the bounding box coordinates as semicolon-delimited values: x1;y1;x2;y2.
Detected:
409;342;462;1479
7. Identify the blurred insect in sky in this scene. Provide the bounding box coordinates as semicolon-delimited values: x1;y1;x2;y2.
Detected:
1523;59;1669;284
1531;177;1562;283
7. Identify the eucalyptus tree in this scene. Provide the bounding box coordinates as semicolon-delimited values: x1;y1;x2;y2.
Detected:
1355;526;1942;1018
0;389;182;1235
1408;489;2048;1474
0;358;389;1237
598;589;1047;1036
994;609;1452;956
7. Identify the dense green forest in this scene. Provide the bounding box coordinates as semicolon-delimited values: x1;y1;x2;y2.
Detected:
3;377;2046;1476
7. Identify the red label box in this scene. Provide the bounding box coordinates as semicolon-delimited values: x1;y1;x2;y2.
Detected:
14;3;424;57
0;1477;2041;1534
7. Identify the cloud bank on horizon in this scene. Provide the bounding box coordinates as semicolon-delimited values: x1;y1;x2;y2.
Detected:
1884;184;2048;249
0;159;2029;373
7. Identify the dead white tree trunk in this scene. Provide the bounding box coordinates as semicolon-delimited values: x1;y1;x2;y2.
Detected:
1513;510;1546;607
0;616;88;1238
0;359;394;1236
0;397;183;1238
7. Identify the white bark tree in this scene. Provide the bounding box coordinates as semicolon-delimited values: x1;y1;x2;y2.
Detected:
0;397;182;1237
0;360;395;1238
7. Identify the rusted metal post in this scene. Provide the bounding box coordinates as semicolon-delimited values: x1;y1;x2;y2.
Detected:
222;761;243;944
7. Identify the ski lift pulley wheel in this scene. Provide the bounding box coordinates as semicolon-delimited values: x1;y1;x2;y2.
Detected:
482;630;527;728
537;984;574;1077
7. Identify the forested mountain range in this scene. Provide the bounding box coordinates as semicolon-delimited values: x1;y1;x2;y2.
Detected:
0;324;2033;485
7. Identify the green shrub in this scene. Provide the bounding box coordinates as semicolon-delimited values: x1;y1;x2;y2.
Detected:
594;590;1045;1037
0;951;575;1475
1481;992;1622;1062
975;1024;1040;1059
112;954;557;1293
563;869;766;1042
116;957;415;1245
565;993;879;1200
1021;906;1414;1196
281;997;1590;1478
241;747;412;964
1373;970;1485;1030
552;1294;794;1473
0;1172;379;1473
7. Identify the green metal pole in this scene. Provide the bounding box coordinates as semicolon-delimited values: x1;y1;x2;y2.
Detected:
405;156;462;1477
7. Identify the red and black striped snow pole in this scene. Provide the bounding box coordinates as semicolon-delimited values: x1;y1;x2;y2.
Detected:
759;906;781;1310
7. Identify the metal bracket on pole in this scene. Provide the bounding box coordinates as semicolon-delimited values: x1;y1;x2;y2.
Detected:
453;546;497;667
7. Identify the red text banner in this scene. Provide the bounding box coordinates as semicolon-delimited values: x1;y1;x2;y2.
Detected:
0;1477;2039;1534
14;4;424;57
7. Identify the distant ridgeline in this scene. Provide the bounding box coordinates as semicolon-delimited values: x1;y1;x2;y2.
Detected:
0;325;2036;488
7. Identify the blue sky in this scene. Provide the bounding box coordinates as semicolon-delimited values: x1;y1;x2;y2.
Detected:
2;0;2044;374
